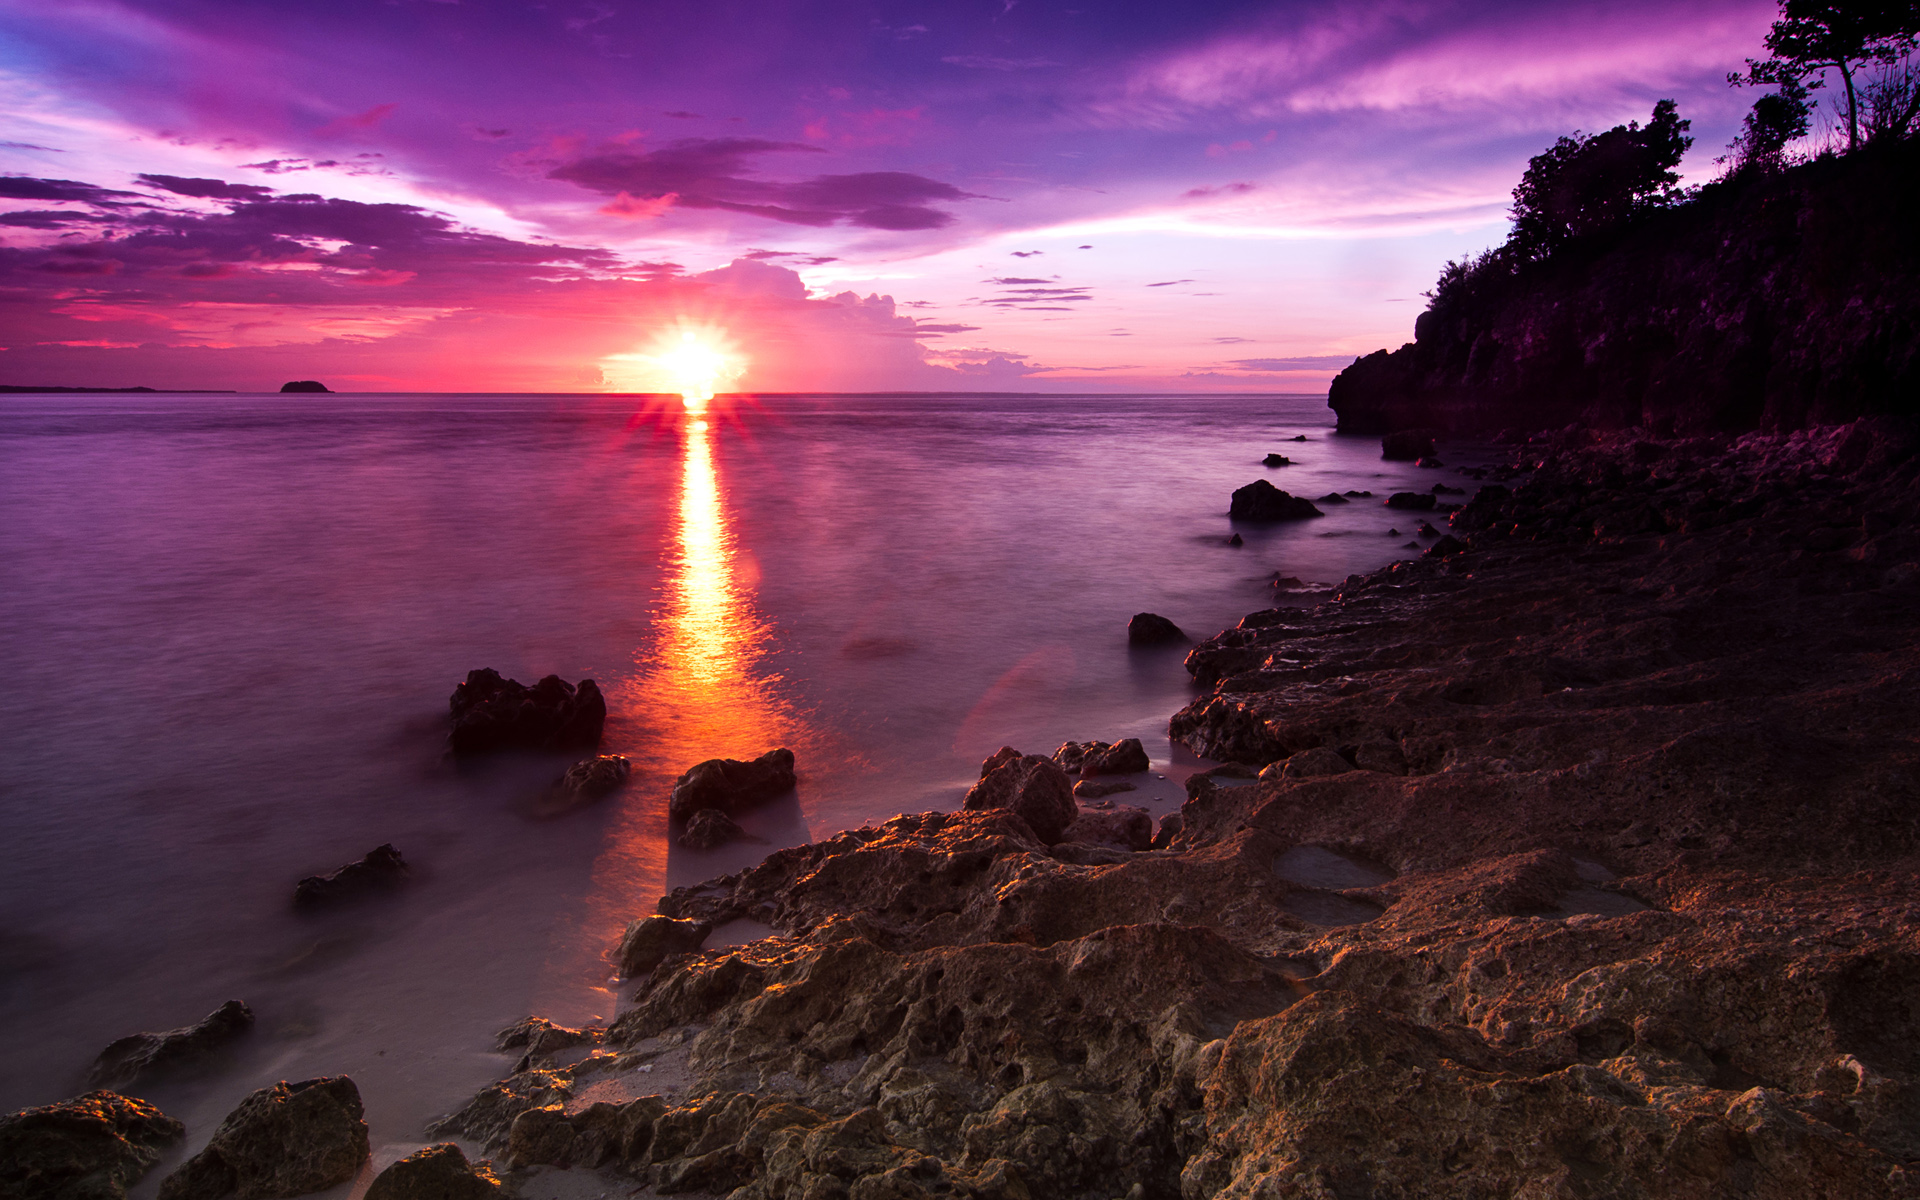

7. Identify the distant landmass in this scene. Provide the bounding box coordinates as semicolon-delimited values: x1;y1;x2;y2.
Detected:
280;380;332;393
0;386;238;394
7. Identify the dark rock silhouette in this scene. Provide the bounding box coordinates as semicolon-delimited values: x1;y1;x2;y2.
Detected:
962;748;1075;844
680;808;748;851
667;748;796;821
0;1091;185;1200
293;844;408;907
1262;453;1291;466
1081;737;1151;777
1127;612;1185;645
558;754;631;800
88;1000;254;1089
278;381;330;393
365;1144;500;1200
1385;491;1438;511
1228;480;1323;521
448;669;605;755
158;1077;367;1200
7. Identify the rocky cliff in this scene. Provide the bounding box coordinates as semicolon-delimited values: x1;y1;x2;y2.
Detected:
1329;139;1920;435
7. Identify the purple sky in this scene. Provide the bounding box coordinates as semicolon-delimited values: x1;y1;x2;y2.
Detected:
0;0;1780;392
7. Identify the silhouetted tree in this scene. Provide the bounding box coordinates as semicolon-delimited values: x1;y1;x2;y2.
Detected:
1507;100;1693;260
1727;79;1815;169
1734;0;1920;150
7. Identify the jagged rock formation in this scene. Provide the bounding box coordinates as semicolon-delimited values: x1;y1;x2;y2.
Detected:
0;1091;185;1200
447;669;606;755
1330;141;1920;435
668;749;798;822
158;1076;368;1200
364;1143;499;1200
87;1000;254;1089
428;421;1920;1197
294;845;408;907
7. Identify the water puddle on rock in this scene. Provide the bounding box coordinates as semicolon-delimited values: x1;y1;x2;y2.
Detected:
1275;845;1397;928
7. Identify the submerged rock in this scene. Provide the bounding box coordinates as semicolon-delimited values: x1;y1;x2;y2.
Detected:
679;808;747;851
1127;612;1185;645
448;669;605;755
364;1144;499;1200
1262;453;1291;466
0;1091;185;1200
557;754;631;801
293;844;408;907
157;1076;368;1200
1380;428;1436;460
1228;480;1323;521
962;749;1076;844
1385;490;1438;510
615;916;711;978
88;1000;254;1089
667;748;796;821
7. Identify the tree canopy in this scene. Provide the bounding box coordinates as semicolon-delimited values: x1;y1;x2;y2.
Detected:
1735;0;1920;148
1507;100;1693;260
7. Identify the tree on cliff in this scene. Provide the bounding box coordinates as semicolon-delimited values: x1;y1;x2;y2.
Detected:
1727;79;1815;170
1506;100;1693;260
1733;0;1920;150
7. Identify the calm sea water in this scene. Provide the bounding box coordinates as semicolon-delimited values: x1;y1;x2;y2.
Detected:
0;391;1481;1172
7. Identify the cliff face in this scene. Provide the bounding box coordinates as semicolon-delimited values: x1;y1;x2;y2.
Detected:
1329;139;1920;435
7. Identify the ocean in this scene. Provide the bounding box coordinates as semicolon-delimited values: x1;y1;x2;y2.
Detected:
0;390;1478;1170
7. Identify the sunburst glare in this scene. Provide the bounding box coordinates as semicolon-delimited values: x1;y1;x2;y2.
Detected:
601;324;745;411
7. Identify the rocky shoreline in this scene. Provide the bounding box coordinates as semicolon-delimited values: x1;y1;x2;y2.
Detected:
10;419;1920;1199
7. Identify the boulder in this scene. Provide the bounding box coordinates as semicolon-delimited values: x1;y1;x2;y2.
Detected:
1227;532;1244;546
277;381;329;394
1072;779;1136;800
1059;806;1154;851
1385;491;1438;511
1425;535;1468;558
1317;492;1350;503
0;1091;185;1200
447;669;605;755
679;809;747;851
1290;434;1309;441
667;748;796;821
364;1144;498;1200
88;1000;254;1089
293;845;408;907
1380;428;1436;460
557;755;630;800
1080;737;1150;777
1262;453;1291;466
615;916;711;977
1228;480;1323;521
1127;612;1184;645
1416;456;1445;468
157;1077;368;1200
962;751;1076;844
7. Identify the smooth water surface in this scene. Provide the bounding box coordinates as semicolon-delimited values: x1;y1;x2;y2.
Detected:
0;391;1483;1171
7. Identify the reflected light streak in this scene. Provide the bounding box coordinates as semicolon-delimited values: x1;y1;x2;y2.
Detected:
546;411;811;1015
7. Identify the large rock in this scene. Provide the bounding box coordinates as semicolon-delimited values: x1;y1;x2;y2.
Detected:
1080;737;1150;777
293;845;408;907
1384;490;1438;510
962;749;1076;844
615;916;711;977
364;1144;498;1200
1227;480;1323;521
557;755;630;800
0;1091;185;1200
88;1000;254;1089
1059;805;1154;851
679;808;747;851
1127;612;1185;645
157;1077;369;1200
447;669;605;755
667;749;796;821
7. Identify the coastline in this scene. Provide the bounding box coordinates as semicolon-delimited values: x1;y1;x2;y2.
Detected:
14;416;1920;1199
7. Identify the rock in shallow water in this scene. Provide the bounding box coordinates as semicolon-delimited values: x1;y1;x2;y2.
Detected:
364;1144;498;1200
667;748;796;821
448;669;605;755
615;915;711;977
1228;479;1323;521
88;999;254;1089
558;754;630;800
158;1076;368;1200
679;808;748;850
963;748;1076;844
1126;611;1184;645
0;1091;185;1200
1380;428;1436;460
293;844;407;907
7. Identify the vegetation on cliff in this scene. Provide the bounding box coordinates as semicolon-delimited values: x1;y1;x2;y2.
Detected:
1330;0;1920;436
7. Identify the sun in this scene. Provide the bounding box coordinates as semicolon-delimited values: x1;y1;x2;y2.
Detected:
599;323;746;411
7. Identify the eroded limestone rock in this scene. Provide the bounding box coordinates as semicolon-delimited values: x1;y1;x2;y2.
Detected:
0;1091;185;1200
364;1143;499;1200
667;749;796;822
87;999;254;1089
158;1076;368;1200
